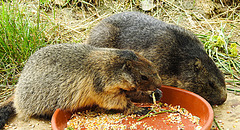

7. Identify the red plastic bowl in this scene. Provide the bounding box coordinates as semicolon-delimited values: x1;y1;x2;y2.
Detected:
51;85;213;130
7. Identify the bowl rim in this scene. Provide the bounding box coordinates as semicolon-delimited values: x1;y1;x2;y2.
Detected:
51;85;214;130
161;85;214;130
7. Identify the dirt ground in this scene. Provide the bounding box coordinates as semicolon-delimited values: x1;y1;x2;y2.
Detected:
2;86;240;130
213;88;240;129
1;0;240;129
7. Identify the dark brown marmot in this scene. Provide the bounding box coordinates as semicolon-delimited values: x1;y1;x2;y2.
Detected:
0;43;162;129
87;12;227;105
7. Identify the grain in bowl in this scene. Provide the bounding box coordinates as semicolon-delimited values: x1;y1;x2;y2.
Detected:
65;102;202;130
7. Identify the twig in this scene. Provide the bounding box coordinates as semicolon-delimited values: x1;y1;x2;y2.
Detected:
227;88;240;92
152;92;156;105
214;118;222;130
137;107;157;121
137;109;175;121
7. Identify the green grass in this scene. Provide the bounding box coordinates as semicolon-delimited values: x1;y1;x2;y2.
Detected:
196;28;240;88
0;0;239;103
0;1;48;87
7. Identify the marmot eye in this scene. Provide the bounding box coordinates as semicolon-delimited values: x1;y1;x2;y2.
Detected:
141;75;148;80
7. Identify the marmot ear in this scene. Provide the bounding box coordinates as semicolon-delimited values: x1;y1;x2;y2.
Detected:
117;50;138;72
121;60;133;72
194;58;203;71
117;50;138;61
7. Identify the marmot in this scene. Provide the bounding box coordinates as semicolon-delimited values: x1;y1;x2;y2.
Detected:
0;43;162;129
87;12;227;105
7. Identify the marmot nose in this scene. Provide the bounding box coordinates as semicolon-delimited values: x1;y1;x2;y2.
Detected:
208;92;227;105
217;93;227;105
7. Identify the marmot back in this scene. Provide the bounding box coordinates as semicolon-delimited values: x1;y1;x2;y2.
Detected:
0;43;162;128
0;43;163;128
88;12;227;105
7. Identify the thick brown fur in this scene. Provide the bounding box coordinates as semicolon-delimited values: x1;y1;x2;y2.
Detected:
87;11;227;105
0;43;162;129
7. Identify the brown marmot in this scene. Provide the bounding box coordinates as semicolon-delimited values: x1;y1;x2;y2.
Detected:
87;11;227;105
0;43;162;129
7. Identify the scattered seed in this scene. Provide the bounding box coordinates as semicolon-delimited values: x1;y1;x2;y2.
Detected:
66;102;202;129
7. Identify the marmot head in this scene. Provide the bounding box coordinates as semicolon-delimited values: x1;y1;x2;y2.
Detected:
117;50;162;91
175;56;227;105
89;48;162;95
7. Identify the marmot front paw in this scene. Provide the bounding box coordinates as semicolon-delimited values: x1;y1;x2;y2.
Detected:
150;88;162;101
133;107;150;115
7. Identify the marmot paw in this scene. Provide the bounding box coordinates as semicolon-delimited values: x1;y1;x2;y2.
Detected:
150;88;162;101
133;107;150;115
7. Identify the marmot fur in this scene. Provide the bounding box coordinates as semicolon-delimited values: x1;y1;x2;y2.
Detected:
0;43;162;129
87;12;227;105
